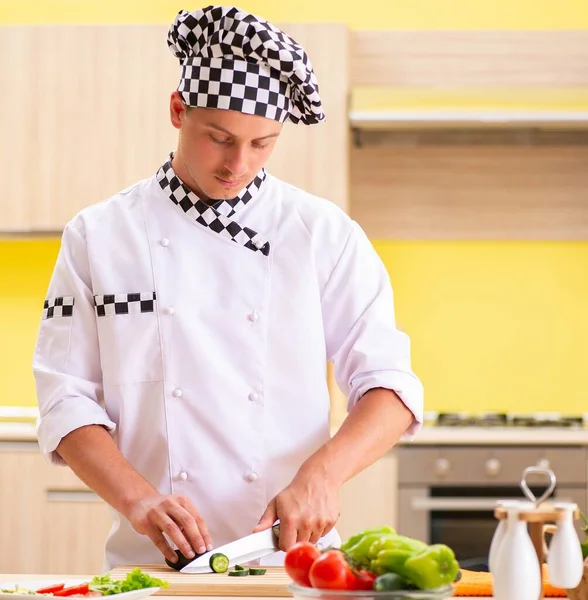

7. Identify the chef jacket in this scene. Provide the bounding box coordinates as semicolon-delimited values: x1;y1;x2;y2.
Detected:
33;159;424;571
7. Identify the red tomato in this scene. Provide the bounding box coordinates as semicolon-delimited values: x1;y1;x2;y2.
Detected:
53;584;90;597
308;550;354;590
347;570;376;590
284;542;321;587
35;585;66;595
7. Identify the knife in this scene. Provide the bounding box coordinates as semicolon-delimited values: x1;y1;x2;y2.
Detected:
166;524;281;574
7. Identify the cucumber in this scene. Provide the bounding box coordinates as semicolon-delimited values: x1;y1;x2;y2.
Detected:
374;573;411;591
209;553;229;574
249;568;267;575
228;570;250;577
234;565;246;571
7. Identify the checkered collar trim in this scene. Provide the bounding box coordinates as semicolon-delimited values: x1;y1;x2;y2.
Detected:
155;156;270;256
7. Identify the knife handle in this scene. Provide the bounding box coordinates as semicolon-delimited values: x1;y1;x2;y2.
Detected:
165;548;203;571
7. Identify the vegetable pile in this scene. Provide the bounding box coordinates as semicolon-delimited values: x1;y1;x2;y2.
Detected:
284;526;460;592
1;569;168;597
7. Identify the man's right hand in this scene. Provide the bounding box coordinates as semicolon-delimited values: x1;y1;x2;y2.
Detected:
126;494;213;564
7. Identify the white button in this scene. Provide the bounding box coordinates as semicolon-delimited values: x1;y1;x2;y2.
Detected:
173;388;183;398
248;392;259;402
179;470;188;481
160;238;170;247
165;307;175;315
253;239;264;249
246;472;258;482
248;311;259;323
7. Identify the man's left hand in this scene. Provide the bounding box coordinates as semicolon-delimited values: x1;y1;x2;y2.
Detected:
252;470;340;551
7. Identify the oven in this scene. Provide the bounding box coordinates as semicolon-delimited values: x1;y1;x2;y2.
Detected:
396;445;588;571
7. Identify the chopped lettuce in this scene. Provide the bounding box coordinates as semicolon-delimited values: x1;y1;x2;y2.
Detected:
90;569;169;596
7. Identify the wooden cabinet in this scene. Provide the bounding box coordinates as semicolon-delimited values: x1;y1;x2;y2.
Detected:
337;451;398;541
0;442;111;575
0;23;349;232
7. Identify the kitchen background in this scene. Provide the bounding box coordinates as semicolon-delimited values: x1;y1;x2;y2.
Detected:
1;0;588;578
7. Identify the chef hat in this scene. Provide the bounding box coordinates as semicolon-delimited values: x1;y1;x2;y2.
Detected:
167;5;325;125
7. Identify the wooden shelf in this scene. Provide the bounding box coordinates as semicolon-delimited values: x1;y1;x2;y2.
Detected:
349;87;588;130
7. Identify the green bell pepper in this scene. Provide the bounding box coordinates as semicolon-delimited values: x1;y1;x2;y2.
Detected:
398;544;460;589
340;526;396;568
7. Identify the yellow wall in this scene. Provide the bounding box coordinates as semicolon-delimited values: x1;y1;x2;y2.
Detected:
3;239;588;414
2;1;587;413
1;0;587;29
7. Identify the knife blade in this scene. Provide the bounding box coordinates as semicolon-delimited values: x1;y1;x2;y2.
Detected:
177;525;281;574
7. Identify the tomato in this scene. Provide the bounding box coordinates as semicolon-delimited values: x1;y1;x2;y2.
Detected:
308;550;354;590
347;570;376;591
35;585;66;595
53;584;90;597
284;542;321;587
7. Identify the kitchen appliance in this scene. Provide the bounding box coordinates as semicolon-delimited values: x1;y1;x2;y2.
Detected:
397;414;588;572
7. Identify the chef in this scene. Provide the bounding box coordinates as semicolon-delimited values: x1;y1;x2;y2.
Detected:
32;5;424;572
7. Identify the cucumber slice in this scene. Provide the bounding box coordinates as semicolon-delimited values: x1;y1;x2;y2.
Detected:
228;570;250;577
234;565;245;571
209;553;229;573
249;568;267;575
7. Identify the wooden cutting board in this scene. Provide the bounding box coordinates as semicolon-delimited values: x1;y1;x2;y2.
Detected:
109;565;293;597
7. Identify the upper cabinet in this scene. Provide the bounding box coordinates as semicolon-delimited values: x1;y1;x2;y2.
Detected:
0;23;349;232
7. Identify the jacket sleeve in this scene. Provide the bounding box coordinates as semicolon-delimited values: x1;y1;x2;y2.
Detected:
33;221;116;465
322;220;424;439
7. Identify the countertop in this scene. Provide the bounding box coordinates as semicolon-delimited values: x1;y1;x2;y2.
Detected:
2;421;588;446
0;573;482;600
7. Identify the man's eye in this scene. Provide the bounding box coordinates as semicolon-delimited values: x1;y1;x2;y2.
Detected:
211;135;229;145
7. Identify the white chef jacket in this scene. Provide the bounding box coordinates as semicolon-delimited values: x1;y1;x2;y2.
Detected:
33;162;424;571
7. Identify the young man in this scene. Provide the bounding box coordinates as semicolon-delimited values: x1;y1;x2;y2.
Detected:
33;6;423;571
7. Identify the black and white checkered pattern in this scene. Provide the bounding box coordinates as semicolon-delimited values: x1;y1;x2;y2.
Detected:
167;6;325;125
156;156;270;256
94;293;157;317
43;296;74;320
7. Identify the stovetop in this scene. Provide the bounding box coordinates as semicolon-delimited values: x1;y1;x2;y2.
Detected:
427;411;586;428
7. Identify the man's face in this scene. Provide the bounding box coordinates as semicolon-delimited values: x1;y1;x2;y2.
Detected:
170;92;283;201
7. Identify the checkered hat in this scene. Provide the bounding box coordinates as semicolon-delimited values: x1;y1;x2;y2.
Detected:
167;5;325;125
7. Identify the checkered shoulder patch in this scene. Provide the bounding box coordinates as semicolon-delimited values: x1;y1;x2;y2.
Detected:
94;292;157;317
43;296;75;320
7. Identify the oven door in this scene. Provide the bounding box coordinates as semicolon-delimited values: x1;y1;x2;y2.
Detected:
398;486;587;571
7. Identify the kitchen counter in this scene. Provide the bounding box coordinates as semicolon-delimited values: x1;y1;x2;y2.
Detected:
402;425;588;445
3;421;588;446
0;421;38;442
0;573;482;600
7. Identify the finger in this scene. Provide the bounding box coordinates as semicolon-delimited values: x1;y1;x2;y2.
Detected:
295;517;314;545
253;500;278;533
178;496;214;554
278;516;299;552
143;523;178;563
308;523;323;545
167;504;208;555
150;511;195;559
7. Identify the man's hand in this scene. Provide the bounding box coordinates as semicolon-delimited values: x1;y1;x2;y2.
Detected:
252;470;340;552
125;494;214;563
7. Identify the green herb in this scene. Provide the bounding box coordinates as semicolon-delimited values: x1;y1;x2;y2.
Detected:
90;568;169;596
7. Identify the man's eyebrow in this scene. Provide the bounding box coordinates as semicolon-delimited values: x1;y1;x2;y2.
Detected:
206;122;280;141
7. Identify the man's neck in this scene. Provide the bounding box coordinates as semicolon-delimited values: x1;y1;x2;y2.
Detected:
170;152;213;205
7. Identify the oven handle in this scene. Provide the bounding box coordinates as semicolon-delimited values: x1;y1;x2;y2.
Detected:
411;497;514;511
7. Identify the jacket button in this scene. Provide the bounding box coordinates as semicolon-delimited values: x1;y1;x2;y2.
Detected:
160;238;170;247
248;392;259;402
165;307;175;315
246;472;258;482
248;311;259;323
173;388;183;398
179;470;188;481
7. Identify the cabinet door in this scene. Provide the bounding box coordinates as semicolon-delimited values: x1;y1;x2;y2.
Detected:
0;443;112;575
42;491;112;574
337;452;398;541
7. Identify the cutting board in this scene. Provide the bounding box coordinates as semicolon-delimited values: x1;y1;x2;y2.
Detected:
109;566;293;597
